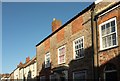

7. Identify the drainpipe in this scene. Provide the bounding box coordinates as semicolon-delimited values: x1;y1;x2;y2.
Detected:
95;15;99;81
90;3;96;81
91;3;99;81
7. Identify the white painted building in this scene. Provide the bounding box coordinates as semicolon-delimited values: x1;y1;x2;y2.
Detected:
23;57;37;80
1;74;10;81
13;68;19;81
12;56;37;81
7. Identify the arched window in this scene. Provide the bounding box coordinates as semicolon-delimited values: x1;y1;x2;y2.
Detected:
104;63;118;81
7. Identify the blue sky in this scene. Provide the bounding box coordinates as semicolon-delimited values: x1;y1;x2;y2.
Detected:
2;2;92;73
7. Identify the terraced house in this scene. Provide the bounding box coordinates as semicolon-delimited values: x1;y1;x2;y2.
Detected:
12;56;37;81
36;0;120;81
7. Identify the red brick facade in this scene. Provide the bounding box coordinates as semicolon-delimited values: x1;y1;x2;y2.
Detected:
36;1;120;81
71;16;83;34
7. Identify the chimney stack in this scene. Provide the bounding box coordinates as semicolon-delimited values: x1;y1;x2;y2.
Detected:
51;18;62;32
26;56;30;63
17;62;23;68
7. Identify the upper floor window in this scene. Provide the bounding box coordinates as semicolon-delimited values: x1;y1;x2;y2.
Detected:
73;36;84;59
58;45;66;64
45;52;50;68
73;70;86;81
99;17;118;50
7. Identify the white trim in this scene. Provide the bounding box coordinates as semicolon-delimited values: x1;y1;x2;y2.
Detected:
58;45;66;64
99;17;118;50
98;4;120;18
73;36;84;60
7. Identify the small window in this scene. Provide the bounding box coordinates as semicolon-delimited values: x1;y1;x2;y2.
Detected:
99;17;118;50
45;52;50;68
73;71;86;81
58;45;66;64
73;36;84;59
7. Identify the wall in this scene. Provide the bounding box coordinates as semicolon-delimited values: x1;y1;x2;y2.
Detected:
36;6;94;80
95;1;120;80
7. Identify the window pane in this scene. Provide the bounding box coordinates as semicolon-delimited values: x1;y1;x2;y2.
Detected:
111;20;115;32
101;25;105;36
111;20;115;26
111;26;115;32
107;35;112;47
112;33;116;45
106;23;110;34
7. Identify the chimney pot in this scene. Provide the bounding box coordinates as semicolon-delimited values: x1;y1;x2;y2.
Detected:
51;18;62;32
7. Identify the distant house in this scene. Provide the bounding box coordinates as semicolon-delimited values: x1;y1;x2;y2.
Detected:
1;74;10;81
11;56;37;81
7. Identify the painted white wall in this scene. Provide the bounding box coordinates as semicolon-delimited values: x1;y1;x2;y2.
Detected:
1;77;10;81
19;68;24;79
14;68;19;80
23;62;37;79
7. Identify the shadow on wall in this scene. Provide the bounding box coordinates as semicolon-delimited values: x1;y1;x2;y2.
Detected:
27;71;32;80
37;46;94;81
36;45;120;81
98;52;120;81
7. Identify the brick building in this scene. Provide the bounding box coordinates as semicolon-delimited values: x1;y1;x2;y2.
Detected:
36;1;120;81
94;1;120;81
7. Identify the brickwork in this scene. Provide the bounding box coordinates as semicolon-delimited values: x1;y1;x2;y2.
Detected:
71;16;83;34
36;1;120;81
57;28;65;43
44;38;50;51
97;7;120;66
36;8;94;80
95;2;120;81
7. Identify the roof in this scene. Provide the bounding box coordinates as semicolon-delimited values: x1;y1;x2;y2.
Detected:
21;56;36;68
1;74;10;78
36;2;95;47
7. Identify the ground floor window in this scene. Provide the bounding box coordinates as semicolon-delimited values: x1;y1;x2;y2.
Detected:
50;74;57;81
104;63;118;81
40;76;45;81
73;70;86;81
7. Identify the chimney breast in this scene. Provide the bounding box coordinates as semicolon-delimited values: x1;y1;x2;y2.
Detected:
26;57;30;63
52;18;62;32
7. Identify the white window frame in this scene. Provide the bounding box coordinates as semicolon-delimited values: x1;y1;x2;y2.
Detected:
99;17;118;50
73;70;86;81
73;36;84;59
45;52;50;68
58;45;66;64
